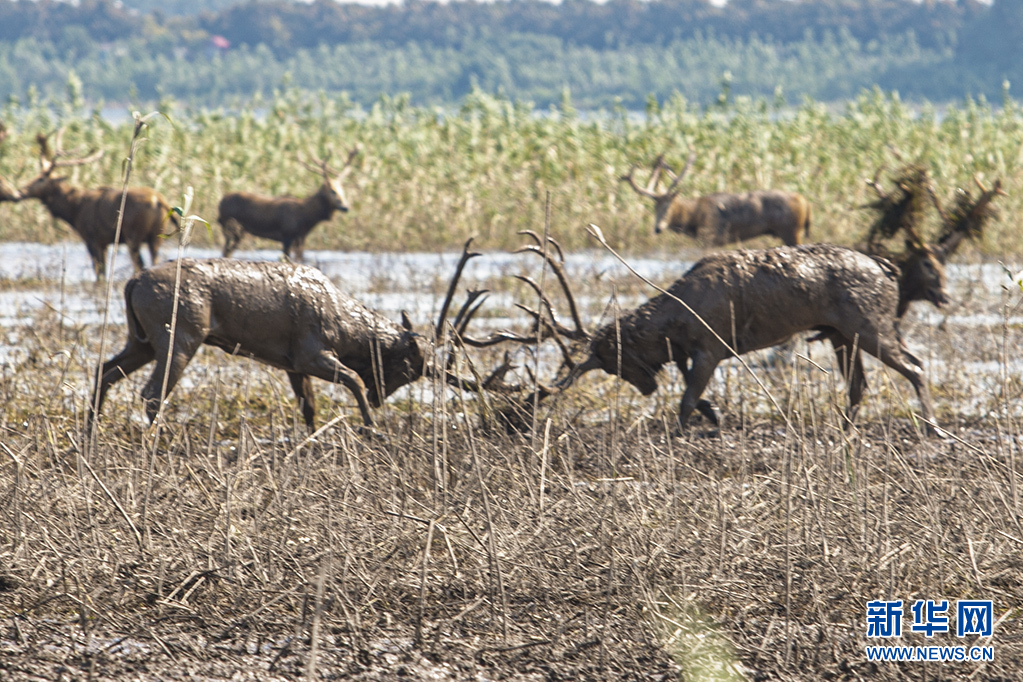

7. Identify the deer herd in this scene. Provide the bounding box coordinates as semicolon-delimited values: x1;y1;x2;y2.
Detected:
0;123;1008;438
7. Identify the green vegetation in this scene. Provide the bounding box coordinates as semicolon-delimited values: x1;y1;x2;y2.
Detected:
0;31;959;109
1;86;1020;255
0;0;1016;107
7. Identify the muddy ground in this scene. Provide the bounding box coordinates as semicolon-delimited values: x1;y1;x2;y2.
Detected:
1;244;1022;680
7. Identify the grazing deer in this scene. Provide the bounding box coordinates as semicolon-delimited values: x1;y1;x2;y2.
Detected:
621;154;811;246
89;242;513;432
20;130;178;280
219;148;359;260
477;237;943;435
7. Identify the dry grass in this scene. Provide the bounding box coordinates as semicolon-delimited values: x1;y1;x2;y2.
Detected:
1;252;1021;681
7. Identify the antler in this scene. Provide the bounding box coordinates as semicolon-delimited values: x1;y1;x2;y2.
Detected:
661;148;696;196
619;155;665;198
298;145;359;178
934;175;1006;261
36;128;103;176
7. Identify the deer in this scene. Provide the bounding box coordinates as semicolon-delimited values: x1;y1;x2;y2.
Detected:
471;236;944;436
18;129;178;280
621;153;811;246
88;242;516;433
219;147;359;261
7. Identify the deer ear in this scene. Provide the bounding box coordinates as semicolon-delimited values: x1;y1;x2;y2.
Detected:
401;310;413;331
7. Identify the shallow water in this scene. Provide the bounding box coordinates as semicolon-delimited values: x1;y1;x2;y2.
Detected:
2;241;1021;418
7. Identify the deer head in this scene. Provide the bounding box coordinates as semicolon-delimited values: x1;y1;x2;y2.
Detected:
299;145;359;213
22;128;104;198
620;151;697;233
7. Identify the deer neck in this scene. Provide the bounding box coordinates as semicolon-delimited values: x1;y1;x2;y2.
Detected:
665;196;697;234
302;184;337;224
31;178;85;225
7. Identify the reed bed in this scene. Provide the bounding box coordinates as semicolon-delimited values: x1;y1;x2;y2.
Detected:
0;244;1020;680
0;87;1021;256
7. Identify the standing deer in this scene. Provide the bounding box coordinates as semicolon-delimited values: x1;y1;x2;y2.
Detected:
89;243;512;432
478;238;944;435
20;130;178;280
621;154;811;246
219;148;359;260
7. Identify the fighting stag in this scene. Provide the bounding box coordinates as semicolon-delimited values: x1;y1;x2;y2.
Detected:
219;147;359;260
89;243;516;432
487;237;940;435
621;154;811;246
20;129;178;280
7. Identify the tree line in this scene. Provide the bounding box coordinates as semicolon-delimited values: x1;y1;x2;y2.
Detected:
0;0;1017;107
0;0;985;51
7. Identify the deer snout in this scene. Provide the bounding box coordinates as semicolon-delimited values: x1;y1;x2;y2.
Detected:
928;288;949;309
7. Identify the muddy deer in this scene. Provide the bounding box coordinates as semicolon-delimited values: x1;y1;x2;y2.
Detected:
621;154;811;246
20;129;178;280
477;237;942;435
89;243;513;432
219;147;359;260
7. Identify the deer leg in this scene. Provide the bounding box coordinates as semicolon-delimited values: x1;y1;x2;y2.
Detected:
830;335;866;428
87;242;107;280
88;341;156;430
869;339;940;435
291;236;306;262
140;334;203;424
147;237;160;267
286;371;317;431
677;353;719;431
301;352;375;427
128;245;146;273
676;357;719;425
221;219;243;258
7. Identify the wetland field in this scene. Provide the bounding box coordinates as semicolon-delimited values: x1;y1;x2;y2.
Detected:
2;88;1023;679
0;240;1022;681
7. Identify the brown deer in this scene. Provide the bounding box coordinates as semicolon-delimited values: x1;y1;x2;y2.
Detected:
219;147;358;260
20;129;178;280
89;243;512;432
621;154;811;246
479;238;943;435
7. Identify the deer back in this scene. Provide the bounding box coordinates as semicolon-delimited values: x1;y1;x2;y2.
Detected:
586;245;903;394
689;191;809;245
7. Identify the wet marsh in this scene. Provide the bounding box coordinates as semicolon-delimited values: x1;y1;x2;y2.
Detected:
1;242;1022;680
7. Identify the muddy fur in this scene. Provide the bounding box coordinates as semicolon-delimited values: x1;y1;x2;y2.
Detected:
571;244;938;431
91;258;426;430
